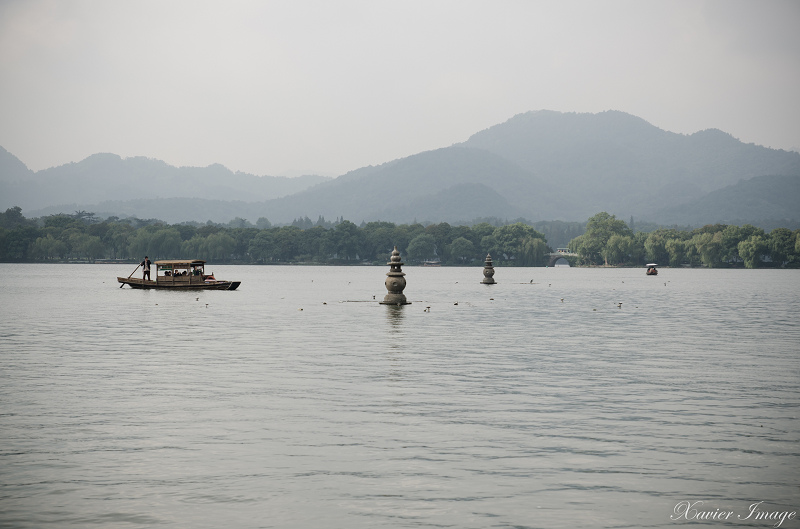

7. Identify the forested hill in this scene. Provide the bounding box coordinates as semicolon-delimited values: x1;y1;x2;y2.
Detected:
0;149;331;211
2;110;799;226
649;174;800;226
0;146;33;181
249;147;553;224
253;111;799;225
461;110;800;220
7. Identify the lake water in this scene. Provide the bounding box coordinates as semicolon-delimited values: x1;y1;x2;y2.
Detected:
1;264;799;528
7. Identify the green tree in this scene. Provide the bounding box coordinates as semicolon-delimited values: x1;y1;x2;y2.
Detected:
31;234;68;260
448;236;475;263
69;233;105;259
227;217;253;229
128;229;152;259
719;224;764;264
470;222;496;244
629;232;647;265
362;222;397;261
104;224;133;260
491;223;547;264
329;220;362;260
481;233;499;259
644;231;669;264
150;228;182;258
665;238;685;267
0;206;28;229
2;225;40;260
406;233;437;262
684;240;700;267
795;231;800;258
227;228;258;260
577;212;631;265
425;222;453;261
180;235;202;258
247;231;274;262
128;227;180;259
519;236;548;266
43;214;82;230
738;235;768;268
604;234;633;265
768;228;794;266
294;225;326;261
204;232;236;260
272;227;301;261
174;224;198;241
692;232;723;268
390;224;424;257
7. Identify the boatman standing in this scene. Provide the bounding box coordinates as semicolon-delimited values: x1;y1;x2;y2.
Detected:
141;256;152;281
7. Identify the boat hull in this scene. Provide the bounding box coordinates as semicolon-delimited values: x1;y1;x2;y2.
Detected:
118;277;240;290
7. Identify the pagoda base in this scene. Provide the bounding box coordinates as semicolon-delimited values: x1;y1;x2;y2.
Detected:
380;293;411;305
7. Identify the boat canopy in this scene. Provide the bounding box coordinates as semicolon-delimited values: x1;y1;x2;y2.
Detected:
646;263;658;267
155;259;205;268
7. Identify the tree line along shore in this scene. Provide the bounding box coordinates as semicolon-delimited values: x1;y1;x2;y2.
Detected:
1;207;798;268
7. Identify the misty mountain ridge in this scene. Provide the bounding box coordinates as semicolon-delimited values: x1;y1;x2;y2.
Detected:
461;110;800;219
648;174;800;226
0;149;331;212
254;146;560;224
2;110;799;227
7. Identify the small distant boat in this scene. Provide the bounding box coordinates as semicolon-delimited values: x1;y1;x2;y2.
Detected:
422;260;442;267
646;263;658;276
118;259;240;290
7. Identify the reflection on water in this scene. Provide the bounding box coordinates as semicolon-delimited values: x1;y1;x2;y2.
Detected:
0;264;798;529
384;303;406;328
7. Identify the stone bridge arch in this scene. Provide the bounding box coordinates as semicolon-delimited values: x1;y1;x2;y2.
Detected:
546;252;578;267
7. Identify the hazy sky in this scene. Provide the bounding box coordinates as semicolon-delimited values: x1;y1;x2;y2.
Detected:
1;0;798;176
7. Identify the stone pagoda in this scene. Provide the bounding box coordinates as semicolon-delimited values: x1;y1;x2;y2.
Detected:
481;253;496;284
380;246;411;305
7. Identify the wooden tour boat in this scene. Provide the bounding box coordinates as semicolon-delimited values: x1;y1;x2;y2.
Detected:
646;263;659;276
118;259;240;290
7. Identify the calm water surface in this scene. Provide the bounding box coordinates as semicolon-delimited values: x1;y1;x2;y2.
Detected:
1;264;799;528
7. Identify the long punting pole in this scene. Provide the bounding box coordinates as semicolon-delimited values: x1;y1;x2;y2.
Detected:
121;264;141;288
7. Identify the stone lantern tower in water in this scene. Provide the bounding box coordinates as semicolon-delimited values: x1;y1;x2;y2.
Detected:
481;253;496;284
380;246;411;305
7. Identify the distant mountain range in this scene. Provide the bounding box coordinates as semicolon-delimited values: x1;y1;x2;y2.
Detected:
0;149;330;217
2;110;799;227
